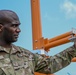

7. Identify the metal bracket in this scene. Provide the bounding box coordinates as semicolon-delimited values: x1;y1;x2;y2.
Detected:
72;28;76;34
33;49;48;56
69;28;76;42
69;36;76;42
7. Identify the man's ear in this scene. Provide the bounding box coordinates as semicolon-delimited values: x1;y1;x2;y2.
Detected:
0;24;3;32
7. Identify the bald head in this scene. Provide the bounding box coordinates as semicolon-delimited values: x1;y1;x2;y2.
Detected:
0;10;20;24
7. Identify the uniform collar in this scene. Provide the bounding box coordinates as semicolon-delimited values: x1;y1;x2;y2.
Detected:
0;44;21;54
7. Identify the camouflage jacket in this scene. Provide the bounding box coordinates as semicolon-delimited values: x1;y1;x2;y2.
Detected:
0;44;76;75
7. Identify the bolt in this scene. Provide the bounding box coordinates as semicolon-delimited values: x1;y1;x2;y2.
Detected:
35;40;38;42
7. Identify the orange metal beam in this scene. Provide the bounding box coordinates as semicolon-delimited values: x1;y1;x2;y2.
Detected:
45;34;76;50
34;72;54;75
49;32;72;43
31;0;55;74
44;36;71;50
72;57;76;62
31;0;76;75
31;0;43;50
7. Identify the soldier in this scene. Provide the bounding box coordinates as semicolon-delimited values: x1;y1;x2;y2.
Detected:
0;10;76;75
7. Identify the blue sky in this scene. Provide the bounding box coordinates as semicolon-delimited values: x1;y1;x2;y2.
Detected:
0;0;76;75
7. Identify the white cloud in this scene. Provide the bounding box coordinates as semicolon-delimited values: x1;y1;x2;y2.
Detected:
60;0;76;18
44;12;59;22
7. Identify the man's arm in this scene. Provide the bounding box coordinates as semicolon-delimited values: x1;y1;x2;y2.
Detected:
34;45;76;74
0;68;6;75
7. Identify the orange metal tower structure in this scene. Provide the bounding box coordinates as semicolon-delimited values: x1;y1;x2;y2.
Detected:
31;0;76;75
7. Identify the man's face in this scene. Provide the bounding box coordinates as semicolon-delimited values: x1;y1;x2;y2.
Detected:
2;19;21;43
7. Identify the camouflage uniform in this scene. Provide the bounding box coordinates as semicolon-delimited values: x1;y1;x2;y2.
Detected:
0;44;76;75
